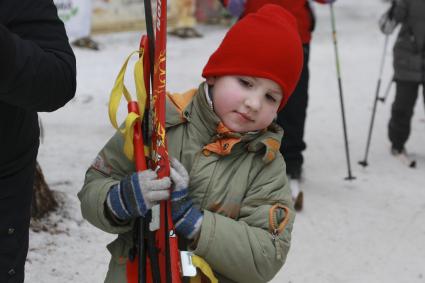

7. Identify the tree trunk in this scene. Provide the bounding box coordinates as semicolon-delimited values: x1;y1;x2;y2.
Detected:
31;161;58;219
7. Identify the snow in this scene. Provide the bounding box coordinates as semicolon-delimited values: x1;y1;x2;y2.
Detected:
27;1;425;282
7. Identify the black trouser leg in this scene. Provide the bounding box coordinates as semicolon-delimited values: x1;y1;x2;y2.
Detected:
277;44;310;178
388;80;420;150
423;84;425;112
0;158;36;283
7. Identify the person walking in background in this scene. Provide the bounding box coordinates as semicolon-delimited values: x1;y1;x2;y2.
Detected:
169;0;203;38
221;0;335;211
0;0;76;281
379;0;425;158
54;0;99;50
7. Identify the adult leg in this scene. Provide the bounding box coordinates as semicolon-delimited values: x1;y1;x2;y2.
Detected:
0;158;36;283
277;44;310;179
388;80;419;150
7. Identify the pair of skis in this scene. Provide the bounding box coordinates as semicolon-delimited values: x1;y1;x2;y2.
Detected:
126;1;182;282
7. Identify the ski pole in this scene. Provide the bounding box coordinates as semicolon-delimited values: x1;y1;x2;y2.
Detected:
359;34;390;167
144;0;155;87
378;75;394;103
329;3;355;180
137;1;158;281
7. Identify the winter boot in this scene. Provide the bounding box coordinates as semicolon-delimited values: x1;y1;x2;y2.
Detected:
169;27;203;39
391;146;416;168
72;36;99;50
289;177;303;211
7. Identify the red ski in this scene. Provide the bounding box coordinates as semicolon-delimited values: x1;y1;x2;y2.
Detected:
126;1;182;282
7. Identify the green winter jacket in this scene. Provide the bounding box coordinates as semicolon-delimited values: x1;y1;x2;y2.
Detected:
78;83;295;283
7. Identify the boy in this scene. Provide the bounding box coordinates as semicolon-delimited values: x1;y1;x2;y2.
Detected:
379;0;425;157
78;5;303;282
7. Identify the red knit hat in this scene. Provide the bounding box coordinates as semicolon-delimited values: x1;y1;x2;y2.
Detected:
202;4;303;111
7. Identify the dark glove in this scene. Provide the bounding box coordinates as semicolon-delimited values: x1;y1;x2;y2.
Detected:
170;158;203;240
106;170;171;221
379;2;397;35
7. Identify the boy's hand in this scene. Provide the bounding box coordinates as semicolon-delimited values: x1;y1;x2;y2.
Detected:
106;170;171;221
170;158;203;240
170;157;189;191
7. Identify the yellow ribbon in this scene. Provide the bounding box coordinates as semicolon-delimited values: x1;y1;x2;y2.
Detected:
109;52;217;283
190;255;218;283
108;50;149;160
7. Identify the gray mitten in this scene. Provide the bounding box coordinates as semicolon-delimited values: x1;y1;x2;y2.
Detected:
106;169;171;221
169;158;203;240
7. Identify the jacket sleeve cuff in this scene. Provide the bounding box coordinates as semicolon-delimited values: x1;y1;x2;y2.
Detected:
193;210;215;257
96;180;133;233
104;201;132;227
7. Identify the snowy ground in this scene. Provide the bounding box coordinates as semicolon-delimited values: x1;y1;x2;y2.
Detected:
27;1;425;282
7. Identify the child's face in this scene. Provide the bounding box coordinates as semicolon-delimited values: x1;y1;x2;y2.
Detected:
208;75;282;133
